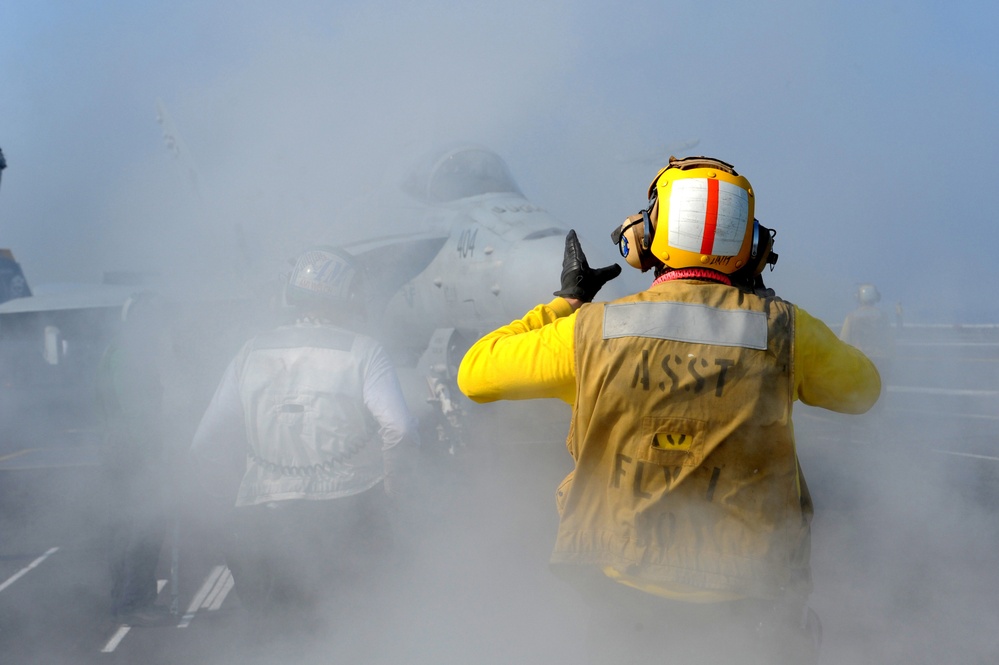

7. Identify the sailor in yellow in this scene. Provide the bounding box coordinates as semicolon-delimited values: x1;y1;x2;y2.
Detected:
457;157;881;664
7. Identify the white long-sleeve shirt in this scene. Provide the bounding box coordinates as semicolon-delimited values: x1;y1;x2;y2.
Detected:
191;319;418;507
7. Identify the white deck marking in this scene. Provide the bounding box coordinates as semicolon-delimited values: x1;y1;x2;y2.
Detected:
0;449;31;463
99;579;168;652
888;405;999;421
898;341;999;348
0;547;58;594
177;565;226;628
203;567;234;611
933;449;999;462
101;626;131;653
887;385;999;397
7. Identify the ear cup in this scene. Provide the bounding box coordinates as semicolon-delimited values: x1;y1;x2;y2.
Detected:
636;198;660;271
747;221;776;275
613;189;663;272
619;214;647;270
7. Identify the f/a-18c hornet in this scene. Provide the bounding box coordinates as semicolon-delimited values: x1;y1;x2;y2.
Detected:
343;144;626;451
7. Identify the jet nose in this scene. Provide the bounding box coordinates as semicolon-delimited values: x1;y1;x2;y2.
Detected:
499;234;564;316
499;230;626;319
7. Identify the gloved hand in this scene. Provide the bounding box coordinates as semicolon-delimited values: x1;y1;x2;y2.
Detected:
553;229;622;303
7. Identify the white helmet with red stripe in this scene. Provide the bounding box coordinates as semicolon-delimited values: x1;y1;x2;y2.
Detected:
614;156;759;275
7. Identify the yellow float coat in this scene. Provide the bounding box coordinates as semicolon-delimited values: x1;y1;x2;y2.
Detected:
458;280;880;601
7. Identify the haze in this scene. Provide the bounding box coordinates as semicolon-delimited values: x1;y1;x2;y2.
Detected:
1;1;996;322
1;2;998;664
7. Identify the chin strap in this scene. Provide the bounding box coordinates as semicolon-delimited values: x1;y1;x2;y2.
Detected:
652;268;732;287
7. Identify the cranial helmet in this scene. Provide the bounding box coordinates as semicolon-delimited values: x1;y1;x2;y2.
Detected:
857;283;881;305
285;246;361;309
613;156;771;276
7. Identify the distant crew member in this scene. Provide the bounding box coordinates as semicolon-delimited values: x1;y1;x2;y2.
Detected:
190;246;419;632
457;156;881;664
97;292;173;625
841;283;895;385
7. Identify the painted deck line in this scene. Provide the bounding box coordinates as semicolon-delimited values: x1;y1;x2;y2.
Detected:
898;341;999;348
101;626;131;653
0;445;103;470
887;406;999;422
177;565;226;628
207;571;234;611
0;449;31;463
0;547;58;594
202;567;234;612
99;579;170;653
887;386;999;398
933;449;999;462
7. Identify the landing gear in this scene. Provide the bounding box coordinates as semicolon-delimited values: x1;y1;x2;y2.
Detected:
425;373;466;456
416;327;471;458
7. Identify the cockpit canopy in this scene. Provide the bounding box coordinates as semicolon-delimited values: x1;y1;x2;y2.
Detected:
402;145;523;204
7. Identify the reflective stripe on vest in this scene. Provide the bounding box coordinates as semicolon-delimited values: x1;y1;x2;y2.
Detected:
603;301;768;350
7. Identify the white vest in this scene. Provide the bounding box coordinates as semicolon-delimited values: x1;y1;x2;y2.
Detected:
233;322;384;506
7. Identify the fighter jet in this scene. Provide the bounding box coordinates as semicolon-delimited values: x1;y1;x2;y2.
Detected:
153;104;622;370
211;142;623;451
351;146;612;357
340;144;625;450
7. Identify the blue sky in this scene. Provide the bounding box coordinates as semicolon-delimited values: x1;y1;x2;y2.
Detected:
1;0;997;322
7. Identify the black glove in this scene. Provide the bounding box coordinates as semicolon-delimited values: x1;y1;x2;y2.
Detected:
553;230;622;302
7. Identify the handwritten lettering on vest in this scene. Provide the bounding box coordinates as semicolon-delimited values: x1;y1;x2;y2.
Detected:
631;348;735;397
613;453;683;495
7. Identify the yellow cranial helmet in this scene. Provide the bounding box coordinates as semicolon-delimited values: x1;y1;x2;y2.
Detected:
647;156;756;275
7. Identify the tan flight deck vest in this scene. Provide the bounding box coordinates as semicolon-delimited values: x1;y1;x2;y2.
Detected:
552;281;812;601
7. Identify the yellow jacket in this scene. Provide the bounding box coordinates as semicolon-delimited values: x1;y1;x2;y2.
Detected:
458;281;881;602
458;290;879;413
